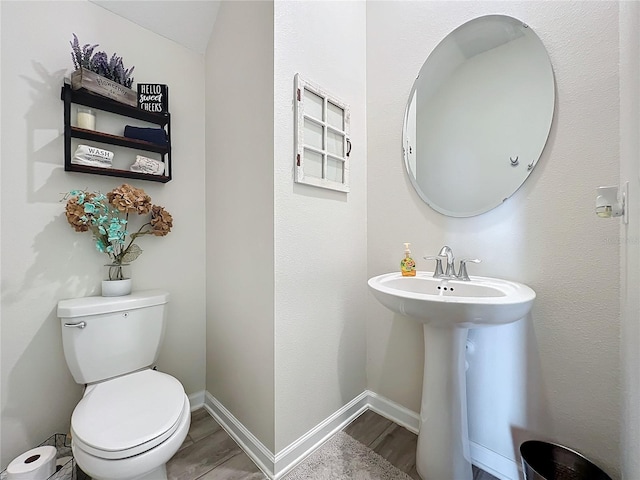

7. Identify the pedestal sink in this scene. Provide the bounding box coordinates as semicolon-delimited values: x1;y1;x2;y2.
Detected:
368;272;535;480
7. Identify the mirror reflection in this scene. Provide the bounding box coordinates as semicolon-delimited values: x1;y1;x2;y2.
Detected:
403;15;555;217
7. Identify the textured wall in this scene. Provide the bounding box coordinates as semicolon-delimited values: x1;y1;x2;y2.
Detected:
274;0;368;452
204;0;276;452
0;0;206;469
619;2;640;479
366;1;621;477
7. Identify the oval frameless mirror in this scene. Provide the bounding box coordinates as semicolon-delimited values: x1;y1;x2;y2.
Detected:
403;15;555;217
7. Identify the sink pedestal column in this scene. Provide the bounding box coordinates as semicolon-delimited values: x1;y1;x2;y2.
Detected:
416;324;472;480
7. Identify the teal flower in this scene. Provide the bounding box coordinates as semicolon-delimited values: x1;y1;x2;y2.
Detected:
70;190;85;204
95;239;106;252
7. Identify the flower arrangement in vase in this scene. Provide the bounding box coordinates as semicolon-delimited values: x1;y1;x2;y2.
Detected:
63;184;173;296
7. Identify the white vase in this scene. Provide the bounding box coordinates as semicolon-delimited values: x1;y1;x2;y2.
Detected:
102;279;132;297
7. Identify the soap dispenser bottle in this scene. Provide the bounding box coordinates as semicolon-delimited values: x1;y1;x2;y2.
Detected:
400;243;416;277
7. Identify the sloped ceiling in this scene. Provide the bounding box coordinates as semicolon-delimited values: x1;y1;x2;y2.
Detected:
90;0;221;54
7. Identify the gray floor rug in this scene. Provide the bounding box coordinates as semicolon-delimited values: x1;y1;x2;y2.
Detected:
284;432;414;480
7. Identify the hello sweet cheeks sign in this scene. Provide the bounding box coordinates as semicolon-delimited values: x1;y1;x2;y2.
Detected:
137;84;168;113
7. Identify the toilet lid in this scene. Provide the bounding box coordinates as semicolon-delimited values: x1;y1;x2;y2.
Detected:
71;369;186;459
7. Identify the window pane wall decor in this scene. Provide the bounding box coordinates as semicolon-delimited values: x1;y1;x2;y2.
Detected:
294;74;351;193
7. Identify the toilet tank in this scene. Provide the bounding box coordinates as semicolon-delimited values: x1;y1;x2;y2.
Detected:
58;290;169;384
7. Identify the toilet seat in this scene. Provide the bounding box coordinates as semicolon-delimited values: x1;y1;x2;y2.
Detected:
71;369;186;460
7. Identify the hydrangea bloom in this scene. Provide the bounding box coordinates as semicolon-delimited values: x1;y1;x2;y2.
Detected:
63;184;173;279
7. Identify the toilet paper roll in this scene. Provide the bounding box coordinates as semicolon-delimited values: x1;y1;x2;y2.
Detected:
6;445;56;480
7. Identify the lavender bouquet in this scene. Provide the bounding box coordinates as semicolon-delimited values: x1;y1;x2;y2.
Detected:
70;33;135;88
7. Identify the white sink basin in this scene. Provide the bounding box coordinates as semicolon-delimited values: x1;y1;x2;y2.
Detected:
368;271;535;327
368;271;536;480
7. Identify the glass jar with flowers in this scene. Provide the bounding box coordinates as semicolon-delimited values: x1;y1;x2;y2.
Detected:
63;184;173;296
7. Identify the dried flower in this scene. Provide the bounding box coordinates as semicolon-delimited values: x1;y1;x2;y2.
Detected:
107;184;151;215
62;184;173;277
70;33;98;71
65;192;95;232
150;206;173;236
70;34;135;88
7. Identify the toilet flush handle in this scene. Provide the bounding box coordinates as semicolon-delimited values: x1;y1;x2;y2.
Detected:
64;321;86;329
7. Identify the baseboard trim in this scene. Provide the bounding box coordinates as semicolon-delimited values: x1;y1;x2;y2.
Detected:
273;390;369;479
366;390;420;435
188;390;205;411
470;441;520;480
203;389;518;480
204;392;275;478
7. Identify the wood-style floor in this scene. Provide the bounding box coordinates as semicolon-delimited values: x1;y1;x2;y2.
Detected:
167;408;498;480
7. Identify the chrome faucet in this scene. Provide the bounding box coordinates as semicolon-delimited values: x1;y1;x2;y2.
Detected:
457;258;481;281
424;245;455;279
424;246;481;281
423;254;445;277
438;245;455;277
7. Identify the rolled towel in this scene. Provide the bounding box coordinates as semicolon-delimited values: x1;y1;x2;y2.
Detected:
72;145;113;168
130;155;165;176
123;125;168;146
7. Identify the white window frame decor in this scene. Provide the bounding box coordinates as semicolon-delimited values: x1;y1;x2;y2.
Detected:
294;73;351;193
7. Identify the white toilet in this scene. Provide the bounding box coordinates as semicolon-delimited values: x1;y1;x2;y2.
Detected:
58;290;190;480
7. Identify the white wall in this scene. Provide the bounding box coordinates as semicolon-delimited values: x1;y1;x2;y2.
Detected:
205;1;276;452
2;2;632;477
274;0;368;452
367;2;621;477
204;0;367;455
0;1;206;469
619;2;640;479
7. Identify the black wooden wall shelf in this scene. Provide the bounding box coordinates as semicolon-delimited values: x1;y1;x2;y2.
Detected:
61;83;172;183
